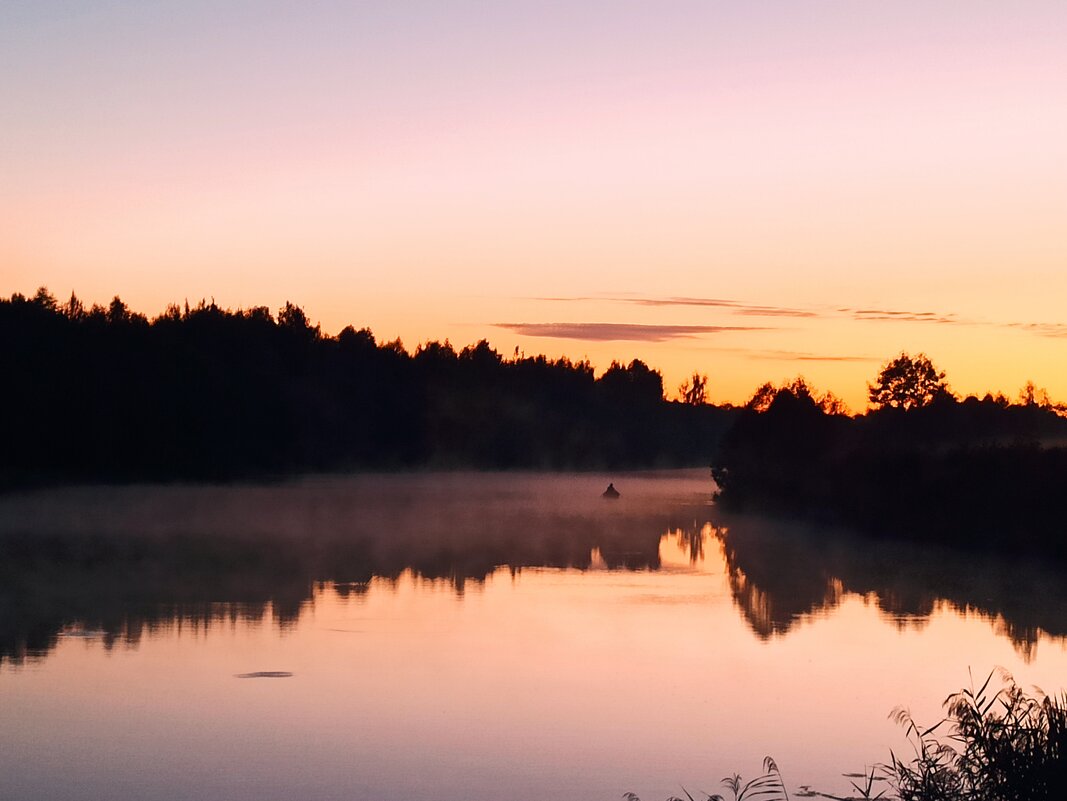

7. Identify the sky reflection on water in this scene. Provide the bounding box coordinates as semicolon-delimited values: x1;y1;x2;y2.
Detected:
2;471;1067;800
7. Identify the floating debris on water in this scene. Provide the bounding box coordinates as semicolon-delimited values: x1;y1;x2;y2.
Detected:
234;671;293;679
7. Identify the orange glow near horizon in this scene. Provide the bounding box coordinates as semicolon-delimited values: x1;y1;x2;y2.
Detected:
3;2;1066;410
6;285;1063;411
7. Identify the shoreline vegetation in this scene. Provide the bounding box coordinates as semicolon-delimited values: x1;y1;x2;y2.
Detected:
711;363;1067;558
627;670;1067;801
5;289;1067;553
1;289;733;488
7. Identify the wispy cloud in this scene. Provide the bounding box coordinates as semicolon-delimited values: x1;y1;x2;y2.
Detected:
733;305;820;319
1009;323;1067;339
531;294;845;320
705;346;878;363
527;295;1067;340
627;297;959;323
613;295;817;318
773;351;877;363
627;296;739;309
496;322;764;343
846;308;962;324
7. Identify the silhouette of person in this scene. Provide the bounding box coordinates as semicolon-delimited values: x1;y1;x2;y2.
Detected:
602;482;620;499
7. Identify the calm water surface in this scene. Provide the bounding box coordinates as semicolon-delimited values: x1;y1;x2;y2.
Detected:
3;470;1067;800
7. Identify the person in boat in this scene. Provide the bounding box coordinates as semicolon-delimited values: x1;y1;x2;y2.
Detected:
602;482;620;499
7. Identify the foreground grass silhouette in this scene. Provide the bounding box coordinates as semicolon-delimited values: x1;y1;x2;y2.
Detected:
628;670;1067;801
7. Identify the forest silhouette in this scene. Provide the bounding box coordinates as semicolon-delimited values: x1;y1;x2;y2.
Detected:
6;289;1067;555
0;289;732;487
712;359;1067;556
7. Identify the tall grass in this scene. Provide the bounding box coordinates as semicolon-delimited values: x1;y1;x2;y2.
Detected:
626;671;1067;801
886;669;1067;800
625;757;790;801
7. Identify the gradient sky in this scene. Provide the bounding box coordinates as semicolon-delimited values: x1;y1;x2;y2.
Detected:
3;1;1066;408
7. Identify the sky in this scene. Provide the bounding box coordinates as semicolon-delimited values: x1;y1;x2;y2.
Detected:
3;0;1066;408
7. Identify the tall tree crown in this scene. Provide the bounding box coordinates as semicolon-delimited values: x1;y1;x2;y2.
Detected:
868;352;949;410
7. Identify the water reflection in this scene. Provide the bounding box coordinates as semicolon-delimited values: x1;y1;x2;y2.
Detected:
2;471;1067;667
715;513;1067;660
0;472;702;665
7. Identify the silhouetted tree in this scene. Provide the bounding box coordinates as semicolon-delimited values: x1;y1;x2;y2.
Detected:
983;391;1011;408
818;390;849;416
678;372;709;405
745;382;777;412
277;300;319;339
868;352;950;410
63;292;86;321
740;377;846;416
338;325;376;351
1018;380;1065;414
596;360;664;411
459;339;501;369
32;287;58;311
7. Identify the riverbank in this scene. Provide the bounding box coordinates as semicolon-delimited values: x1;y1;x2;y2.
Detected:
712;386;1067;558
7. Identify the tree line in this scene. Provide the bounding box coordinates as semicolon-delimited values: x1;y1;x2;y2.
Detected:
0;289;733;487
712;353;1067;556
7;284;1066;529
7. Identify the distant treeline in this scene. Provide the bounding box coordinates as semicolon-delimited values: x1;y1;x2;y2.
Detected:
712;362;1067;556
0;289;734;487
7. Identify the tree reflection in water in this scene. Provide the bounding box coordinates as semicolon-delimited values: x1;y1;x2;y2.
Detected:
715;512;1067;661
0;473;691;665
2;474;1066;666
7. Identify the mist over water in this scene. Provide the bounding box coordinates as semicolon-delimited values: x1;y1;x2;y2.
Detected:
3;470;1067;800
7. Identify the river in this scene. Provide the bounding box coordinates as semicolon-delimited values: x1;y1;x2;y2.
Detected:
2;470;1066;800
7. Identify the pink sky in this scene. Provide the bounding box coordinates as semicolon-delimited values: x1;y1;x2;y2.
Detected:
3;1;1066;408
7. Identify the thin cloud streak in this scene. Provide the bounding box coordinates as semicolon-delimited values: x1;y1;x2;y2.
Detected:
1010;323;1067;339
704;346;878;363
531;294;1067;336
734;306;820;318
532;294;898;321
496;322;765;343
628;296;740;309
787;353;877;363
848;309;961;324
616;295;817;318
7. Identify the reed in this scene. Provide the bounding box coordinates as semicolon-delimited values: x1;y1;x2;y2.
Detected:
625;757;790;801
885;669;1067;800
626;670;1067;801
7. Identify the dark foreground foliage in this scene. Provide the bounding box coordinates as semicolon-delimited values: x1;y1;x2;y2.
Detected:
629;672;1067;801
623;757;790;801
712;380;1067;557
0;289;735;487
887;670;1067;801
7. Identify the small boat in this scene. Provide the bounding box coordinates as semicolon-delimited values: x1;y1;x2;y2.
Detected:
602;482;620;499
